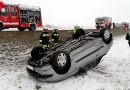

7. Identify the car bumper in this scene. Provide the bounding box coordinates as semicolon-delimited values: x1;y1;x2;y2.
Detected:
26;61;76;82
27;68;53;79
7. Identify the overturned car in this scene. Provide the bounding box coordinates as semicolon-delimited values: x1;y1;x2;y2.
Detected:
26;28;113;82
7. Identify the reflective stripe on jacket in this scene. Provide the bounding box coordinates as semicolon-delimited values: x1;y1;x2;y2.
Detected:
54;34;59;36
51;32;60;43
73;29;77;34
39;31;50;47
42;34;49;37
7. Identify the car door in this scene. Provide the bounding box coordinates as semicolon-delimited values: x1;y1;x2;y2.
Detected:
1;6;11;27
10;6;19;27
70;40;98;69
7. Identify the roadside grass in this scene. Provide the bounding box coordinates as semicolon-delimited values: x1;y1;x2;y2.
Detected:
0;29;129;54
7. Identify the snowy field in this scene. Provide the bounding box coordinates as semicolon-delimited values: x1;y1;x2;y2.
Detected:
0;35;130;90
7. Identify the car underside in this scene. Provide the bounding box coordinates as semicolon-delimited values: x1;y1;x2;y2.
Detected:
26;28;113;82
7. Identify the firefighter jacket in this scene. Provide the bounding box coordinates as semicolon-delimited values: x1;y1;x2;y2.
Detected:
126;33;130;46
72;28;85;39
51;31;60;43
39;32;51;47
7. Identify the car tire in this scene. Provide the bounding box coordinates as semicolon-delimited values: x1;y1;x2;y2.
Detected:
50;51;71;74
18;28;25;31
31;46;45;60
100;28;113;44
28;24;36;31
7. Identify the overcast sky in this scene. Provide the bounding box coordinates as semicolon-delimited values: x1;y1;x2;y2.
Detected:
2;0;130;27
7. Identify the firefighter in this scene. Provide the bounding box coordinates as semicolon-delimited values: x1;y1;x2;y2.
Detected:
39;29;51;49
113;23;115;29
126;33;130;46
72;26;85;39
51;29;60;44
72;26;79;39
30;16;35;23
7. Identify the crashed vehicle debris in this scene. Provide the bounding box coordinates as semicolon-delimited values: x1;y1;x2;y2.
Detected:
26;28;113;82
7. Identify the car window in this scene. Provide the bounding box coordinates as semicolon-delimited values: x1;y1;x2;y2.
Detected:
11;7;17;16
35;11;41;23
1;7;10;16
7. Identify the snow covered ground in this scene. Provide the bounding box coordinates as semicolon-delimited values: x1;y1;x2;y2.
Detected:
0;35;130;90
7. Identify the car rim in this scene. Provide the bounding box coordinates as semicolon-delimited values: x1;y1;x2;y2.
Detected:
104;30;110;40
57;53;67;66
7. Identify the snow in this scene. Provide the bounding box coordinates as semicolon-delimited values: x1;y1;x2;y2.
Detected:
3;27;43;31
0;35;130;90
18;4;41;11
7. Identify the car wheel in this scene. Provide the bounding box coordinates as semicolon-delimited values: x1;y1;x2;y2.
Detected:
18;28;25;31
50;51;71;74
100;28;113;44
28;24;36;31
31;46;45;60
